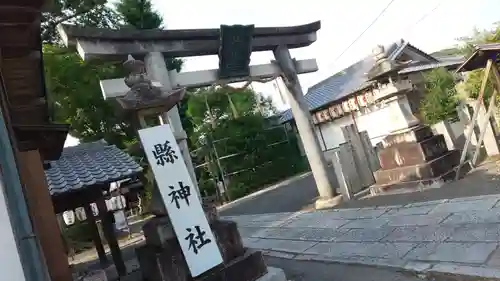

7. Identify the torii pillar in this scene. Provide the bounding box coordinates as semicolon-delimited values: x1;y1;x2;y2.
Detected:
56;21;339;212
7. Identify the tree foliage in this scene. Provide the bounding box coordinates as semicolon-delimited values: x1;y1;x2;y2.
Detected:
420;67;459;125
186;86;304;199
186;87;275;143
44;44;133;144
42;0;120;44
458;23;500;105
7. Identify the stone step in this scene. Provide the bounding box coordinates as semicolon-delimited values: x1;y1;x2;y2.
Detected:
378;134;449;170
370;160;472;196
374;149;460;185
382;125;433;148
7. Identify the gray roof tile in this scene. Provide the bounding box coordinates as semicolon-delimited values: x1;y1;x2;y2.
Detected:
280;43;464;123
46;140;143;195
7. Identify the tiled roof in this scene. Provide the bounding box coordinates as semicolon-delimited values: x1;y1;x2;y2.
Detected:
45;140;143;195
399;57;464;74
280;42;400;122
280;43;464;123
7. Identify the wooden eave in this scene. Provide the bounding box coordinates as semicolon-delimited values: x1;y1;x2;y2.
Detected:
13;123;70;161
0;1;68;161
456;43;500;73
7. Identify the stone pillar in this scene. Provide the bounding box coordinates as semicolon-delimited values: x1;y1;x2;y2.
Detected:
273;46;339;209
144;51;201;199
18;150;72;281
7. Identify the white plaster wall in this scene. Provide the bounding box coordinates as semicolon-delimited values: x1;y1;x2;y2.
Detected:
316;96;419;150
318;116;352;150
0;175;27;281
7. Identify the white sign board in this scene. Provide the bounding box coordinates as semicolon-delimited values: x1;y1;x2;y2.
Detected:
138;124;223;277
113;210;128;230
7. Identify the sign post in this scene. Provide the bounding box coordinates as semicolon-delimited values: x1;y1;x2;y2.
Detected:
138;124;223;277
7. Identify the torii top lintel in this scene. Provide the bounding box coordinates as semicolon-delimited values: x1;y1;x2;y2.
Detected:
57;21;321;61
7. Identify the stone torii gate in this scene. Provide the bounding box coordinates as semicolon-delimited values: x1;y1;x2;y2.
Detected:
57;21;339;211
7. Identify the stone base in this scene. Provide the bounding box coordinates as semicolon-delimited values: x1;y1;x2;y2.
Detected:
314;196;343;210
256;267;287;281
197;250;267;281
379;134;448;170
374;150;460;185
138;218;266;281
382;125;433;148
370;160;472;196
136;246;267;281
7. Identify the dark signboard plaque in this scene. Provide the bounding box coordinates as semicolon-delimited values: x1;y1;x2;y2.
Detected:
218;25;254;80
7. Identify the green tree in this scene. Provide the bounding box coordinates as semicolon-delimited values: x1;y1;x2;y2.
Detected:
115;0;183;71
42;0;120;43
43;45;134;147
420;67;459;125
459;23;500;104
186;86;305;199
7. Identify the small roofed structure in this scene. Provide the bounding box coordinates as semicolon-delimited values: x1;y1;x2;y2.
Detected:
456;43;500;72
454;43;500;178
45;140;143;277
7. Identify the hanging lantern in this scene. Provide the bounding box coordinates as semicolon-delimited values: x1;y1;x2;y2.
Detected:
62;210;75;226
90;203;99;216
113;195;127;210
105;199;114;211
75;207;87;221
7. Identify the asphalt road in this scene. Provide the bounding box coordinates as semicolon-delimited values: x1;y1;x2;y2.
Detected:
219;172;320;216
220;160;500;216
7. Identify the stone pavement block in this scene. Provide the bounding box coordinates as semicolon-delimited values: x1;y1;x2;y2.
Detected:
340;218;389;229
334;227;394;242
449;194;500;203
429;263;500;279
430;198;499;214
447;223;500;242
404;261;433;272
387;213;450;227
293;253;405;268
258;227;345;242
281;217;349;229
404;199;448;208
383;225;456;242
253;239;318;253
441;209;500;225
403;242;439;260
240;221;290;228
303;242;417;259
405;242;497;264
250;212;298;223
242;237;262;248
384;205;437;216
239;227;267;238
322;209;387;220
486;246;500;267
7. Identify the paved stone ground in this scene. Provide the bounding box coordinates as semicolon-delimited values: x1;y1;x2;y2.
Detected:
222;193;500;278
220;159;500;216
265;256;426;281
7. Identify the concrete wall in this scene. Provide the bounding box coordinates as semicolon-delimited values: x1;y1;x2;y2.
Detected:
315;93;420;151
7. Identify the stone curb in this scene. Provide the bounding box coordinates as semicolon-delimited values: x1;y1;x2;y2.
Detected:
217;172;312;212
259;249;500;280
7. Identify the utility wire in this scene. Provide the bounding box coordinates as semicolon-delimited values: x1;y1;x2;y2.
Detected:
403;0;447;37
327;0;397;69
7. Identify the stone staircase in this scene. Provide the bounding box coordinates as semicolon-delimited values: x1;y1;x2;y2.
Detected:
370;125;465;195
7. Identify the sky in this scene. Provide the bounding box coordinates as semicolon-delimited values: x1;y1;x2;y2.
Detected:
64;0;500;147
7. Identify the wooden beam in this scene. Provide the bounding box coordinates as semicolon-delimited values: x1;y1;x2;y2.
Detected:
100;59;318;99
455;59;493;180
